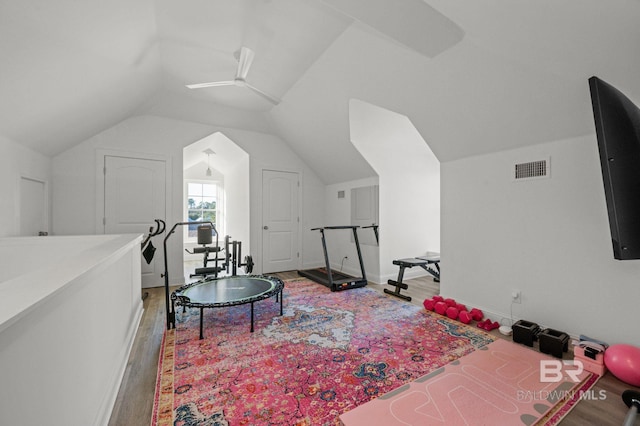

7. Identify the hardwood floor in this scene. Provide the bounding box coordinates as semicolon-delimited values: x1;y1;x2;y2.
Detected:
109;272;638;425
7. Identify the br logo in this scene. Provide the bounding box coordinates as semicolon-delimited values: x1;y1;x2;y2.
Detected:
539;360;584;383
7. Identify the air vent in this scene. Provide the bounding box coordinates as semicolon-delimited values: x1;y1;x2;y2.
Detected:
337;190;345;199
514;159;549;180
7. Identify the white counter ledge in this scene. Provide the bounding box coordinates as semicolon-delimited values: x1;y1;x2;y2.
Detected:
0;233;144;426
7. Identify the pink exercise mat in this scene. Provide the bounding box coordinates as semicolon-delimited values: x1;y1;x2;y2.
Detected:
340;338;598;426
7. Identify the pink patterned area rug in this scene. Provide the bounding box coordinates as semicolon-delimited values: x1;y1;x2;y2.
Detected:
151;278;495;426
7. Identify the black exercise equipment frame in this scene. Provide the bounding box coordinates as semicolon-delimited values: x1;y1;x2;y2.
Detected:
622;390;640;426
298;225;368;292
362;224;379;244
163;221;219;330
229;239;254;275
386;255;440;301
186;234;255;279
185;238;224;279
141;219;166;252
141;219;166;264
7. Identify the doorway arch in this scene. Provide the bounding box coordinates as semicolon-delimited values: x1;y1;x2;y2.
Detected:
183;132;250;279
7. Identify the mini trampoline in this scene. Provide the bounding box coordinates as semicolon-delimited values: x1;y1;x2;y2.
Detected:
171;275;284;339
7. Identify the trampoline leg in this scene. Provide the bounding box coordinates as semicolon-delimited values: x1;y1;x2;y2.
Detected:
169;300;176;330
199;307;204;340
250;302;255;333
280;290;283;316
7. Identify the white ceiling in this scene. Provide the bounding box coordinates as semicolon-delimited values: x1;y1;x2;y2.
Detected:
1;0;640;184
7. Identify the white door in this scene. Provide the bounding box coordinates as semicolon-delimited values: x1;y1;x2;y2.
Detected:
104;155;166;288
20;177;47;236
262;170;299;273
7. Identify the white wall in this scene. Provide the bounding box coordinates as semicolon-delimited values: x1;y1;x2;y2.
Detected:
224;155;250;247
349;99;441;283
52;114;325;284
441;134;640;346
324;178;380;282
0;135;52;237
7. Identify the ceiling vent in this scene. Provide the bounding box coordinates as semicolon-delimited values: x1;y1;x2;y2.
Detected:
514;159;549;181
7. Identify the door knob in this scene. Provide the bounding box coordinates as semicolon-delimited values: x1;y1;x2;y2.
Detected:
263;226;269;230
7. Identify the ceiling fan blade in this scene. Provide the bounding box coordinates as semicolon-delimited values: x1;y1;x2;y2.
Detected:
186;80;235;89
236;46;255;80
246;82;280;105
186;47;276;104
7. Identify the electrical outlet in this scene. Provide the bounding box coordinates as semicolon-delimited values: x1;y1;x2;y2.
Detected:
511;290;522;304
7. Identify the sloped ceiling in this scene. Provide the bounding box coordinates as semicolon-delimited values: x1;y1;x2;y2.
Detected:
0;0;161;155
1;0;639;184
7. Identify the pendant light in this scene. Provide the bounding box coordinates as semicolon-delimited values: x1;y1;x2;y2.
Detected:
203;148;215;177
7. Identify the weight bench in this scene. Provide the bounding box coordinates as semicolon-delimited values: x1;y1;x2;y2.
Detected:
385;255;440;301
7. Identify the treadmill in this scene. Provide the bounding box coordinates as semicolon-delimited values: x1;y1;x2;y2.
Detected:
298;226;368;291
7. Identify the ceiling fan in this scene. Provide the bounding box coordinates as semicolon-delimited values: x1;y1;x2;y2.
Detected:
186;46;280;105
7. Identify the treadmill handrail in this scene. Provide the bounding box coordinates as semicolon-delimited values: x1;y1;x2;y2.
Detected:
324;225;360;230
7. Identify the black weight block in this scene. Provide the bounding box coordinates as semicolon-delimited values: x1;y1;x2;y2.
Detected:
539;328;569;358
512;320;541;347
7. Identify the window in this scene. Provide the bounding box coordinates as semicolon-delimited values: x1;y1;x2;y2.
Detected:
186;182;217;238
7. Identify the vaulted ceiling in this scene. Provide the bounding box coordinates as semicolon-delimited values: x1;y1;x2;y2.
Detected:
1;0;639;184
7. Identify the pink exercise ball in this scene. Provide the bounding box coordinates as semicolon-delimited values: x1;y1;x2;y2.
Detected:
604;344;640;387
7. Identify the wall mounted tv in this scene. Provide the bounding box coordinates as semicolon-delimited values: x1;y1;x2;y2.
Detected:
589;76;640;260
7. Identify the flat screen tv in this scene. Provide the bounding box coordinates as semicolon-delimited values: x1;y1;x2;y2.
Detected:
589;76;640;260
